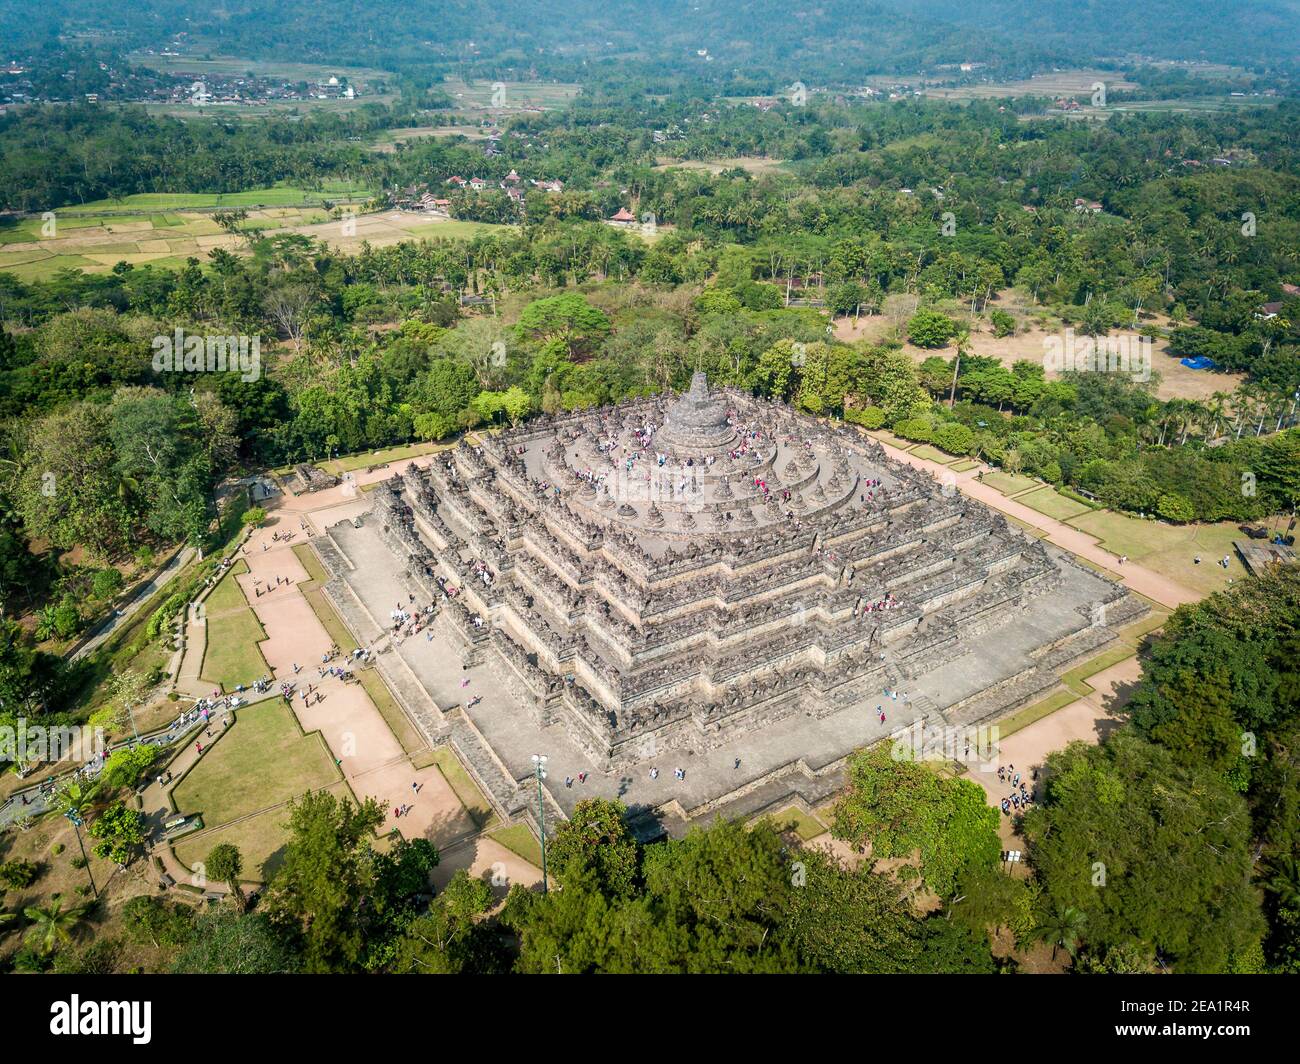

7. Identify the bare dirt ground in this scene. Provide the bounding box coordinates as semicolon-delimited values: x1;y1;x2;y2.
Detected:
832;296;1244;403
652;156;788;175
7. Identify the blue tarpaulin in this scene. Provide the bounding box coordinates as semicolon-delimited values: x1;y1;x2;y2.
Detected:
1180;356;1219;370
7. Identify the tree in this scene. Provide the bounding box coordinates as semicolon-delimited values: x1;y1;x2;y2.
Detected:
989;308;1016;337
206;843;247;912
88;801;146;865
831;745;1001;899
101;743;158;791
241;506;267;528
1033;903;1089;963
547;798;639;897
907;309;958;348
0;857;39;890
122;895;193;950
783;847;926;973
1023;731;1264;972
24;900;91;954
171;909;300;974
392;869;506;974
516;293;611;357
263;792;384;972
17;401;133;560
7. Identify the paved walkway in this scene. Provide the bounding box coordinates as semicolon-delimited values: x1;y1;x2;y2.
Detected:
868;435;1201;610
71;546;197;661
156;458;510;889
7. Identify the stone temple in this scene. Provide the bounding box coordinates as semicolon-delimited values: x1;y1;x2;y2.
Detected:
313;373;1145;838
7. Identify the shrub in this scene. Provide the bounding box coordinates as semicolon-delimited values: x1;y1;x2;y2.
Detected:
1157;492;1196;524
932;422;975;455
989;309;1016;337
91;567;125;600
845;405;887;430
241;507;267;528
893;417;935;442
0;858;40;889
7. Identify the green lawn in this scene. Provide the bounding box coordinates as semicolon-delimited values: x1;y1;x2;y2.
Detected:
767;806;827;841
980;470;1041;496
429;747;495;829
1018;486;1094;522
489;823;544;868
1067;512;1249;596
172;699;342;831
910;444;958;463
406;220;514;241
199;565;272;691
1060;645;1139;696
204;558;252;612
174;780;353;882
996;689;1078;739
0;219;41;244
319;440;449;474
4;253;100;281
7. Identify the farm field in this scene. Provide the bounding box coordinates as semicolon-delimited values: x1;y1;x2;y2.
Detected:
439;76;581;112
369;125;490;152
652;155;789;176
128;53;396;83
923;69;1140;100
0;200;513;280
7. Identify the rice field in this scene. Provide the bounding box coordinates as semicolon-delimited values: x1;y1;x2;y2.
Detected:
0;199;513;281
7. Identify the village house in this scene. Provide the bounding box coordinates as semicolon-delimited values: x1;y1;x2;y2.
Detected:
608;207;637;228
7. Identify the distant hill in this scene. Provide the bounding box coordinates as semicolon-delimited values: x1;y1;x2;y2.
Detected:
1;0;1296;81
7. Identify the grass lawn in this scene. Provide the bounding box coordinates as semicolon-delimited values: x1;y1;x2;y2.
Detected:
174;780;353;882
291;542;329;585
59;185;373;214
910;444;959;463
204;558;252;612
319;440;448;474
1067;512;1248;596
429;747;496;829
950;459;980;472
199;568;271;691
293;549;361;656
171;700;343;877
980;470;1041;496
1061;644;1139;696
996;688;1078;739
767;806;827;841
1018;486;1094;522
357;669;425;756
5;253;100;281
489;823;544;868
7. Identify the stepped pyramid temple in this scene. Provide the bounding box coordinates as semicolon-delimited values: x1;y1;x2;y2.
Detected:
314;373;1144;836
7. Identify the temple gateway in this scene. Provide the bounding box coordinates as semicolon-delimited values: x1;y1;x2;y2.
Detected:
314;374;1144;837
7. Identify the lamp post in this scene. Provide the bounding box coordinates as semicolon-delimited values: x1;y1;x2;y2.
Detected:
531;754;548;894
64;809;99;900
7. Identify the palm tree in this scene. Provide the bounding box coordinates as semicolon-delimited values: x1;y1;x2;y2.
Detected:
1033;904;1088;963
0;907;17;935
24;900;91;954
